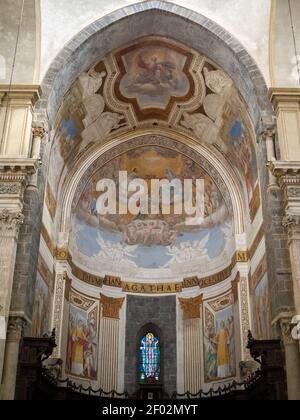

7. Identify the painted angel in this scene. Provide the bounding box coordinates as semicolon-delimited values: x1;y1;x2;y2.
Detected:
135;53;178;89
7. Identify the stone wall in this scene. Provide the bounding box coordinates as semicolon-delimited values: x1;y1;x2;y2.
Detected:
125;295;177;397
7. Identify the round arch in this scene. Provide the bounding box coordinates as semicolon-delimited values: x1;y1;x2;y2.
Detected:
36;0;273;134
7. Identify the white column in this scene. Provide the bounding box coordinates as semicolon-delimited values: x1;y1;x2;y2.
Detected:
263;129;277;188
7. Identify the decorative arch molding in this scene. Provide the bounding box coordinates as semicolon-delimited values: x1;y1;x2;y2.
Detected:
57;130;246;243
36;0;273;133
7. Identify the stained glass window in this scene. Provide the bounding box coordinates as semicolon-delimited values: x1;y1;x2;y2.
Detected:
139;332;160;384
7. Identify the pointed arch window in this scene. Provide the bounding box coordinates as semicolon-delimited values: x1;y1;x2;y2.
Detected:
139;332;160;384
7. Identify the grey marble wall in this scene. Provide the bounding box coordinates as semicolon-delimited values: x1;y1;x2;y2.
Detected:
125;295;177;397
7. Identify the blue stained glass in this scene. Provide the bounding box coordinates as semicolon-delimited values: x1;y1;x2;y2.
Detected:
139;332;160;384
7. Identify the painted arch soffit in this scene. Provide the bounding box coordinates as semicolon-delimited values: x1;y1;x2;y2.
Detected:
46;36;259;228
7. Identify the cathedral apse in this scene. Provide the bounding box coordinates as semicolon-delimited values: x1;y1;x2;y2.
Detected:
35;36;268;397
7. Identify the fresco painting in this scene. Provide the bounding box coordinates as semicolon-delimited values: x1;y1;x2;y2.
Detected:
204;301;236;382
253;273;270;340
66;303;98;380
32;273;51;337
69;146;235;280
119;44;190;109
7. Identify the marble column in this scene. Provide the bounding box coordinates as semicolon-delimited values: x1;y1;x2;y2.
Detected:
0;317;25;400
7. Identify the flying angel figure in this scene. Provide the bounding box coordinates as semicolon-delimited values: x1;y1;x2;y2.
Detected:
134;53;178;89
164;233;210;267
96;232;138;264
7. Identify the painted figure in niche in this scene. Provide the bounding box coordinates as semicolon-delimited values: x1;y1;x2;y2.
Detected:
216;321;230;378
32;274;50;337
204;306;235;381
204;315;217;380
253;274;270;339
67;305;98;379
71;319;88;376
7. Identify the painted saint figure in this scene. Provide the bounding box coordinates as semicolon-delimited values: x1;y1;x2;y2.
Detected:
71;319;89;376
216;321;230;379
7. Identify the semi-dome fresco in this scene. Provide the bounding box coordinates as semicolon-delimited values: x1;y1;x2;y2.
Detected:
69;145;235;280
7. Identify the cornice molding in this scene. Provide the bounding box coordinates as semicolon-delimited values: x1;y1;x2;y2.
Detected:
269;87;300;109
0;85;41;106
0;158;40;177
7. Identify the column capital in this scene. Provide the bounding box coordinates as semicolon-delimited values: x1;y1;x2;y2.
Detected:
0;209;24;235
6;317;26;343
291;315;300;341
278;316;296;345
100;294;125;320
261;128;276;140
32;126;46;140
178;294;203;320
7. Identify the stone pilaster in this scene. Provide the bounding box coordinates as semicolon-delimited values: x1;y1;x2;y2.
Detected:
0;86;40;158
178;296;203;393
270;161;300;400
51;270;67;359
270;161;300;320
99;294;125;392
0;209;24;390
236;264;252;361
0;317;25;400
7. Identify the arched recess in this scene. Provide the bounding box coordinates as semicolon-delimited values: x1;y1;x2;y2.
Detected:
36;0;273;130
25;0;282;396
